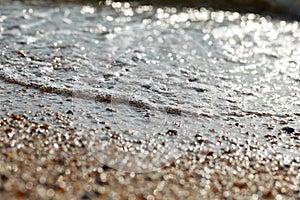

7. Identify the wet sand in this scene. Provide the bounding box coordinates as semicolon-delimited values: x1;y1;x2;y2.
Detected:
1;111;300;200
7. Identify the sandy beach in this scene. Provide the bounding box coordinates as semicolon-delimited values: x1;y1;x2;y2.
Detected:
1;110;300;199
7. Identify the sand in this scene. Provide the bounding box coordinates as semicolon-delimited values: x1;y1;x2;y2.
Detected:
1;0;300;199
1;110;300;200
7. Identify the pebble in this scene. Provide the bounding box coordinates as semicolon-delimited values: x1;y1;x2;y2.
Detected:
281;126;295;134
165;129;178;136
66;110;74;115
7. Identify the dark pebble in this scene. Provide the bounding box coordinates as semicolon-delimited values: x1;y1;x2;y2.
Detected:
166;129;177;136
1;174;8;182
66;110;73;115
106;108;115;112
81;194;91;200
194;87;208;93
281;126;295;133
141;84;151;89
206;151;214;156
264;134;272;138
144;112;150;118
188;78;198;82
102;164;112;171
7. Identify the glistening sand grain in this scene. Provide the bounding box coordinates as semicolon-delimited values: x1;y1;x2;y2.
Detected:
1;111;300;199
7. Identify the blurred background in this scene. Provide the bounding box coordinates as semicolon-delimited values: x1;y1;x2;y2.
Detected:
24;0;300;20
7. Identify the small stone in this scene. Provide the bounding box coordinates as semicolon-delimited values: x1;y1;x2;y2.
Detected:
267;124;274;130
81;194;91;200
280;120;288;125
188;78;198;82
141;84;151;89
66;110;73;115
11;114;22;120
102;164;111;170
281;126;295;133
194;87;207;93
1;174;8;182
105;108;115;112
166;129;177;136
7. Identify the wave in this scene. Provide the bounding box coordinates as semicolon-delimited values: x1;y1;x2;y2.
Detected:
12;0;300;19
127;0;300;19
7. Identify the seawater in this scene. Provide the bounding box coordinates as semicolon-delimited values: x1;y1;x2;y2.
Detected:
0;0;299;172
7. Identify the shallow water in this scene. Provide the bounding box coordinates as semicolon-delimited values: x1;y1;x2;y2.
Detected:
0;0;300;172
